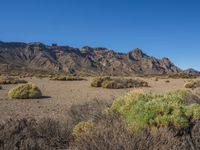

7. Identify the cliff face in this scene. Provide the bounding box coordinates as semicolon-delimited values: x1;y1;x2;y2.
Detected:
0;41;181;75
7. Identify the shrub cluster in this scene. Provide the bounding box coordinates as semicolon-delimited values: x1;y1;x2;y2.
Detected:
91;77;148;89
70;117;200;150
107;90;200;132
8;83;42;99
168;73;197;79
0;77;27;84
90;76;110;87
49;75;86;81
1;94;200;149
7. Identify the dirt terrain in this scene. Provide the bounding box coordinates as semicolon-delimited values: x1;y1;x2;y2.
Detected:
0;77;199;121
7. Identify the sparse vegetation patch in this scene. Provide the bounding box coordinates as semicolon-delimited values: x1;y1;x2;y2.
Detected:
91;77;148;89
168;73;197;79
0;77;27;84
49;75;86;81
0;118;72;149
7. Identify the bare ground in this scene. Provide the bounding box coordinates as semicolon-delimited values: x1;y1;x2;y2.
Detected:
0;77;199;121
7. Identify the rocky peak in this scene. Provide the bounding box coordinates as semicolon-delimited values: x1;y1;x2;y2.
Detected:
133;48;144;55
161;57;173;66
27;42;46;51
81;46;93;53
128;48;146;60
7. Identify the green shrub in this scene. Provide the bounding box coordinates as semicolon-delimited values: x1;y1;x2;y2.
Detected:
185;104;200;119
108;90;200;132
8;83;42;99
0;77;27;84
72;121;94;138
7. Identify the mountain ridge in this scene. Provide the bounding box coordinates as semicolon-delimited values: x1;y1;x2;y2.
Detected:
0;41;197;75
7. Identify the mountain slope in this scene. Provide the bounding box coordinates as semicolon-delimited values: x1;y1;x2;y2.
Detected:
0;41;181;75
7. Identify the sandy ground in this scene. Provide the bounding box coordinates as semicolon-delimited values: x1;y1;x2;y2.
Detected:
0;77;199;121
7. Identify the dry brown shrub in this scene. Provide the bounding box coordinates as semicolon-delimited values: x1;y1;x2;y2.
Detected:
0;118;72;149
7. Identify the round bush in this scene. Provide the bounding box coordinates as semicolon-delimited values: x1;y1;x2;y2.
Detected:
8;83;42;99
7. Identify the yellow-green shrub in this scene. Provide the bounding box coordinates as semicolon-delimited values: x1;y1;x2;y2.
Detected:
8;83;42;99
72;121;94;138
185;104;200;119
184;80;197;89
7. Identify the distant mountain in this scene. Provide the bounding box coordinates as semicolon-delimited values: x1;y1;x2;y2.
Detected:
184;68;200;75
0;41;183;75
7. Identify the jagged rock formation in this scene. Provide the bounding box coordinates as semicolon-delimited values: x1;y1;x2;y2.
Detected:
0;41;182;75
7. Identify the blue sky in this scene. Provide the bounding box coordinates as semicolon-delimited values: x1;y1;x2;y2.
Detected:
0;0;200;70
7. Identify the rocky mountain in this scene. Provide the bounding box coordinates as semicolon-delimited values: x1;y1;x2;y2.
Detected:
184;68;200;75
0;41;182;75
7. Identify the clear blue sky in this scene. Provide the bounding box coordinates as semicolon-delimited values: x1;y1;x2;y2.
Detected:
0;0;200;70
